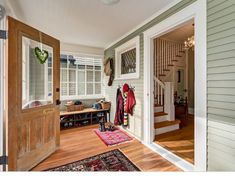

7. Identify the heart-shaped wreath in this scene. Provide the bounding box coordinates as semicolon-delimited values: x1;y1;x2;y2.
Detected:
34;47;49;64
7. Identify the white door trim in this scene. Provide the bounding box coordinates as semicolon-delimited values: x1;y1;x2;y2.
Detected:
0;16;6;172
143;0;207;171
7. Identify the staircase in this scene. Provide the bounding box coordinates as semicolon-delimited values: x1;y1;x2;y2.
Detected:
154;103;180;135
154;38;186;82
153;38;185;135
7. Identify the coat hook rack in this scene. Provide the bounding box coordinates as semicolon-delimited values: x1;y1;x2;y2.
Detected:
117;83;135;91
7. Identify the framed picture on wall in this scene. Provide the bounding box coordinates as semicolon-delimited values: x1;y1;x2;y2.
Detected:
115;36;140;80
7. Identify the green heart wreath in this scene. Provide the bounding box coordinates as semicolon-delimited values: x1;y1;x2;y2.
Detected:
34;47;49;64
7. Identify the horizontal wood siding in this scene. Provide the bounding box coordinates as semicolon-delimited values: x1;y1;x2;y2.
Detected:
207;0;235;171
104;0;195;139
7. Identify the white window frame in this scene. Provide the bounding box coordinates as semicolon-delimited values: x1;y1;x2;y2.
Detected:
60;52;104;100
115;36;140;80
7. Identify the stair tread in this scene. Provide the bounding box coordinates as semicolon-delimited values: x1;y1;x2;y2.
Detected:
168;64;174;66
159;74;166;76
154;112;168;117
154;104;163;107
154;119;181;129
172;60;178;62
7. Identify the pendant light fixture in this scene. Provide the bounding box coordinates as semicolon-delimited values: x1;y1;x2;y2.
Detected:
184;35;195;50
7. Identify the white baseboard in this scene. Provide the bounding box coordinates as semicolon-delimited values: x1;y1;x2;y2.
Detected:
144;142;194;171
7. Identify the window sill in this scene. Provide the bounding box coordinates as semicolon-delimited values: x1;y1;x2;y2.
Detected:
61;95;105;101
115;74;140;80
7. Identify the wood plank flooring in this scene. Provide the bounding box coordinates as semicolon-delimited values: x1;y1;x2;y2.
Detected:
32;125;181;171
154;115;194;164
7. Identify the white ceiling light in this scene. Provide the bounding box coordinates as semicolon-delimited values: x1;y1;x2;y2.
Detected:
101;0;120;5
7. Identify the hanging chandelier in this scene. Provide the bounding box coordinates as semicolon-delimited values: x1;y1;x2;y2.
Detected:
184;35;195;50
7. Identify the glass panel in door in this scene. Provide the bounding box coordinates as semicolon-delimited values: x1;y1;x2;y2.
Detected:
22;36;53;109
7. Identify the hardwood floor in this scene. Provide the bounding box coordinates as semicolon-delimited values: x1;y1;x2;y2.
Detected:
32;125;181;171
154;115;194;164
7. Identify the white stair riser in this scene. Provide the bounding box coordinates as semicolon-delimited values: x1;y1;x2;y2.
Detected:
154;106;163;113
155;124;179;135
154;115;168;123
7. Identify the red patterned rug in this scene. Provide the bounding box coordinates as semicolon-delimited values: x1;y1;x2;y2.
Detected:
94;128;133;146
47;149;140;171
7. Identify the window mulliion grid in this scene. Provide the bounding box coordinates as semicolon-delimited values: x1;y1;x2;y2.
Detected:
60;54;103;99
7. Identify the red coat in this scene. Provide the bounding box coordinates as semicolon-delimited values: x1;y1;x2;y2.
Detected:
125;89;136;116
114;88;124;125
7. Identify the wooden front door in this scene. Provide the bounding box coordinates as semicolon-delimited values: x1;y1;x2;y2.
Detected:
7;17;60;171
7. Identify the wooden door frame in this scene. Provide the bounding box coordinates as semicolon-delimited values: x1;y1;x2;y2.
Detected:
143;0;207;171
7;16;60;171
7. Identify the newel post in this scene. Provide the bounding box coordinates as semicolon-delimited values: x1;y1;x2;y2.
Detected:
164;82;175;121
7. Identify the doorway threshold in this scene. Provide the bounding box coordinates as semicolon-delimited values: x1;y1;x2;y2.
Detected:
145;142;194;171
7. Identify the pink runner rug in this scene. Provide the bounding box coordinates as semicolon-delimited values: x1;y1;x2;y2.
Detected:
94;129;133;146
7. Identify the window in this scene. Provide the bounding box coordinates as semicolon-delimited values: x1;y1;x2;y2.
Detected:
115;36;140;80
22;36;53;109
121;48;136;74
60;54;103;100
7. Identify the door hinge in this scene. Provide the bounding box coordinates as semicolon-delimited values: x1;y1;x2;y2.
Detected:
0;30;8;39
0;155;8;165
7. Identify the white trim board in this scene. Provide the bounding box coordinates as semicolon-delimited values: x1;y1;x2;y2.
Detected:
0;16;6;172
147;143;194;171
0;19;3;172
143;0;207;171
105;0;182;50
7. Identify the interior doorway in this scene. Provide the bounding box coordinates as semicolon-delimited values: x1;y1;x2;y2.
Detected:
153;20;195;164
143;0;207;171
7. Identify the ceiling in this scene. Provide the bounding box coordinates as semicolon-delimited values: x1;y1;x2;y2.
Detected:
160;19;194;42
7;0;175;48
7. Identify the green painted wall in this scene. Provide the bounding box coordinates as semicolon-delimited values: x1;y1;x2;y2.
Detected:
207;0;235;171
104;0;196;139
104;0;235;171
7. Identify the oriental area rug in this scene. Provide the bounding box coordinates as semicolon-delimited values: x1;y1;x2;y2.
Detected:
94;129;133;146
47;149;140;171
